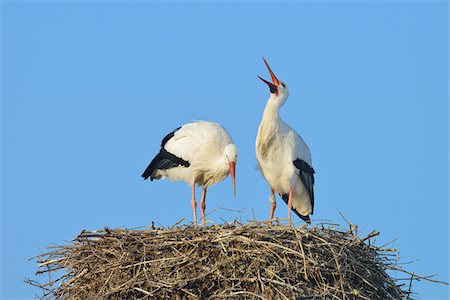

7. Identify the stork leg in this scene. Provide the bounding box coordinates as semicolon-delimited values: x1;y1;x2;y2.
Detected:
269;188;276;220
191;183;197;226
200;188;207;226
287;188;293;225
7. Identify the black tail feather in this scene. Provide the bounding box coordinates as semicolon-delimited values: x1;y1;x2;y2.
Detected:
281;194;311;224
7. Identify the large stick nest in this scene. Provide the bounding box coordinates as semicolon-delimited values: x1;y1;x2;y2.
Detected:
28;221;423;299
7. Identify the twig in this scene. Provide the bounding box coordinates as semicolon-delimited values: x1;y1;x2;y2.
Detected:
360;230;380;243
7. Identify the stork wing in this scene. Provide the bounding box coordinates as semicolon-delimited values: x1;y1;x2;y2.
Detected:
142;121;233;180
164;121;231;163
141;148;190;180
160;127;181;147
293;158;315;214
141;127;190;180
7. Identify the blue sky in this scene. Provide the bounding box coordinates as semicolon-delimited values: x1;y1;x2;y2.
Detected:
1;1;448;299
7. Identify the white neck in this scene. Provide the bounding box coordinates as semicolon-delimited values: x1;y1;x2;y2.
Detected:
262;94;286;121
263;103;279;121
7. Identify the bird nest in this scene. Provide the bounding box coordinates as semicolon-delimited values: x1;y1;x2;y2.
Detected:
27;221;438;299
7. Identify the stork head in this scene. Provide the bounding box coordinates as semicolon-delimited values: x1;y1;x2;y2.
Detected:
258;57;289;104
223;143;238;197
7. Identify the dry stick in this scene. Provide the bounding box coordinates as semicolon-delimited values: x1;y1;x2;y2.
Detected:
360;230;380;243
134;287;152;296
329;246;346;300
217;290;266;299
169;218;185;228
386;265;449;285
63;268;88;287
338;211;357;234
292;226;309;280
406;274;414;300
181;288;197;298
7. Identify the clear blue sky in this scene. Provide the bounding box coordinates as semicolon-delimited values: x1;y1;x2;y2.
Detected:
1;1;448;299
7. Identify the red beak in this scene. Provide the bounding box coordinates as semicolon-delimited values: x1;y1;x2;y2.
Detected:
229;161;236;197
257;76;278;91
258;57;280;94
263;57;280;86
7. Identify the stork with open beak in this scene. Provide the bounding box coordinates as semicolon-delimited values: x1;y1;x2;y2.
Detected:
142;121;237;226
256;58;315;224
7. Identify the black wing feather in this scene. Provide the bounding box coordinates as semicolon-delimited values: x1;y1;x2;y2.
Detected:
293;158;315;214
141;127;189;180
160;127;181;147
141;149;190;180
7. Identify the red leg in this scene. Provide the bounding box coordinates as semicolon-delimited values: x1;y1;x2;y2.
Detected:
191;183;197;226
200;188;207;226
269;188;276;220
287;188;293;225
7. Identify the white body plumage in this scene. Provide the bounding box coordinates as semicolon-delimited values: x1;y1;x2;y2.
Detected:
142;120;237;226
154;121;237;188
256;100;313;216
256;58;315;223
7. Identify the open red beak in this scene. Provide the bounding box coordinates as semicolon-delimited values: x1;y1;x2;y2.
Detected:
258;57;280;94
263;57;280;86
229;161;236;197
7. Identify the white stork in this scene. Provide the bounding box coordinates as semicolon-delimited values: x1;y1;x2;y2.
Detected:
256;58;315;224
142;121;238;226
